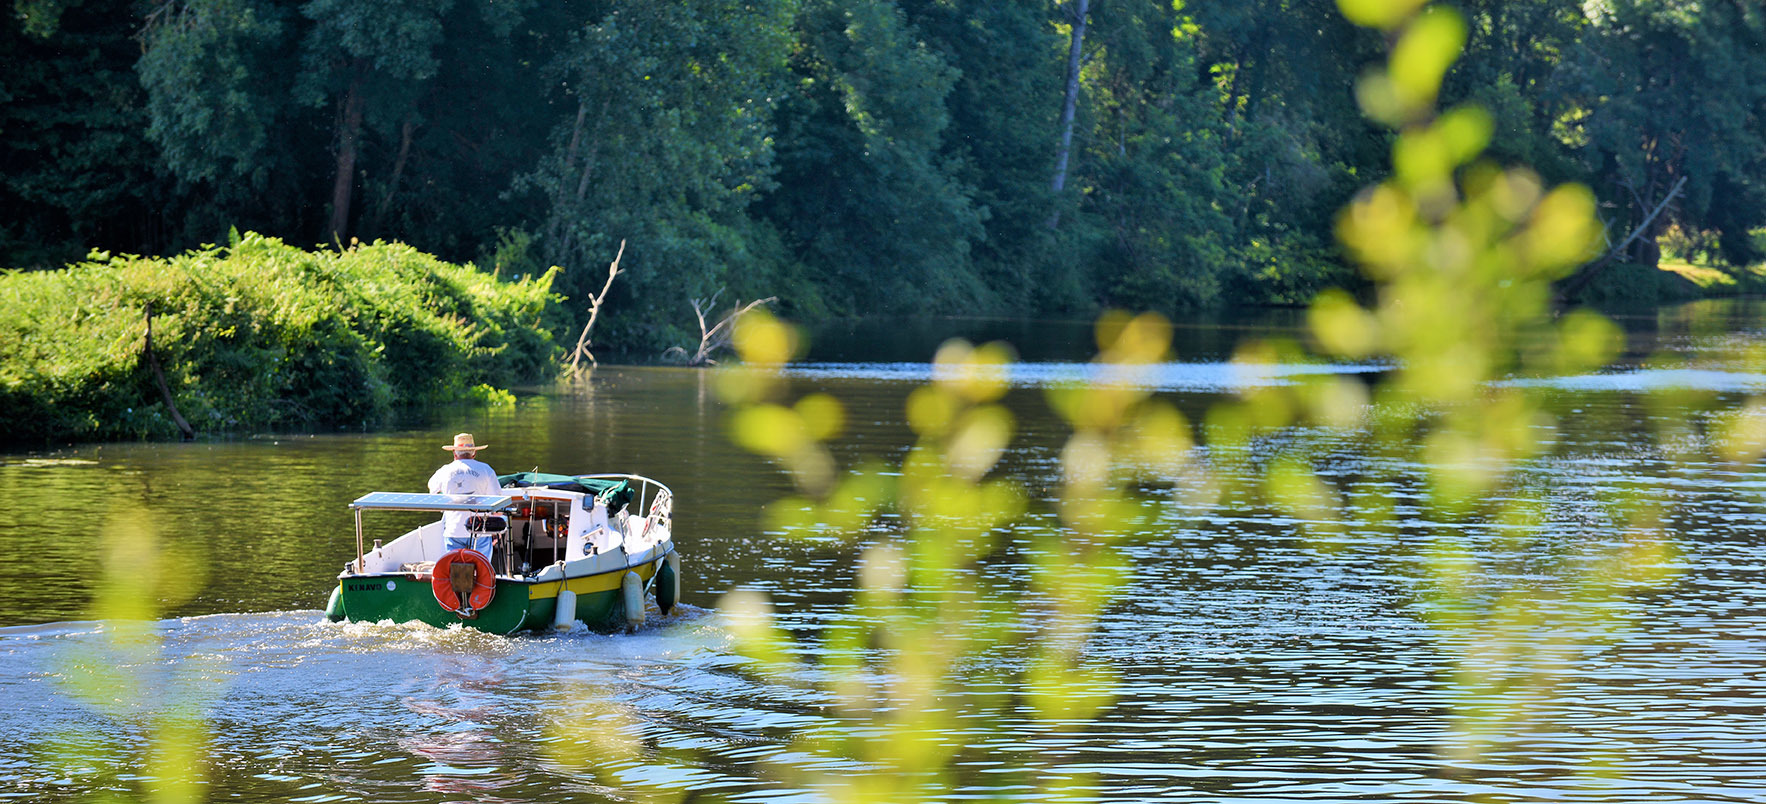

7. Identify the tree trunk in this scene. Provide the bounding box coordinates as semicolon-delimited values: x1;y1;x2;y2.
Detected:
144;305;195;441
371;118;416;232
568;239;626;376
1633;236;1662;270
1557;174;1687;302
1223;58;1243;130
1047;0;1091;229
554;96;612;264
328;67;367;244
573;97;612;205
544;99;591;249
1242;37;1269;126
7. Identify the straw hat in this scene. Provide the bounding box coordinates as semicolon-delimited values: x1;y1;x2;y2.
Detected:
443;433;488;451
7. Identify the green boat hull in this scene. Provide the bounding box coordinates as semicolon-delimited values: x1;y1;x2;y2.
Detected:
327;559;659;635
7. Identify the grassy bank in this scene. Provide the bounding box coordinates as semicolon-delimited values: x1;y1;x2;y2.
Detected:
1567;259;1766;308
0;232;563;446
1659;258;1766;295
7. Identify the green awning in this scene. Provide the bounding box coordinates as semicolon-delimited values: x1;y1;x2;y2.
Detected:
497;472;634;512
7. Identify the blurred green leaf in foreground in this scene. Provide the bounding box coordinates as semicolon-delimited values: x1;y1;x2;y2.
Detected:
691;0;1695;798
50;511;219;804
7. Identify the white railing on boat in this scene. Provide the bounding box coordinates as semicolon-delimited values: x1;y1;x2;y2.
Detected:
346;474;674;577
576;473;673;525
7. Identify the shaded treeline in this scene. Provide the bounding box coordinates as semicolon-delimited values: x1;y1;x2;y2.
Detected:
5;0;1765;350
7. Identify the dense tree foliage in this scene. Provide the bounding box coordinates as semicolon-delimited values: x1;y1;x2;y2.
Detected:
518;0;798;345
1561;0;1766;268
760;0;987;315
5;0;1764;351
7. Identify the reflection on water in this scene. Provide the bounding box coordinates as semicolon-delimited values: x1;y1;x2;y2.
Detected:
3;304;1766;802
1508;367;1766;393
789;360;1384;392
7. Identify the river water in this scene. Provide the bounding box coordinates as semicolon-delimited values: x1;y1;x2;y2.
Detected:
3;305;1766;802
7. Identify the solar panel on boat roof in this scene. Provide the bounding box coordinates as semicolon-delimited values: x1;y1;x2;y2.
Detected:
349;492;514;510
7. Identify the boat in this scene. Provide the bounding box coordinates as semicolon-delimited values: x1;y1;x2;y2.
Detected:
324;472;680;634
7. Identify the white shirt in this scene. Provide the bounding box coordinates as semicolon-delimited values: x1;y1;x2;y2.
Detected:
428;457;500;497
427;457;500;559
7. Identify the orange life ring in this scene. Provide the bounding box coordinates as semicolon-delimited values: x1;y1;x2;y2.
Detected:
431;549;496;616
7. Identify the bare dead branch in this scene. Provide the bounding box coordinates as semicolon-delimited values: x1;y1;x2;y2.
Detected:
1558;175;1687;303
567;239;626;377
144;304;195;440
666;290;776;366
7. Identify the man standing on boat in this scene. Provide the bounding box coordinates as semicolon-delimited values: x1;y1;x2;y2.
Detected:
430;433;498;495
428;433;500;559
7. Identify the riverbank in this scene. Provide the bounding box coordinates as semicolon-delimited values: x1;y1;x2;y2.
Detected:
7;232;1763;449
0;232;564;446
1571;259;1766;307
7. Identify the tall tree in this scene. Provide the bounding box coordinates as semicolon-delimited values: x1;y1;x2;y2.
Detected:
1446;0;1586;178
136;0;308;242
899;0;1065;309
297;0;456;243
1561;0;1766;270
136;0;546;256
520;0;800;346
1073;0;1235;314
1;0;163;266
1187;0;1379;304
350;0;553;256
759;0;988;316
1049;0;1091;219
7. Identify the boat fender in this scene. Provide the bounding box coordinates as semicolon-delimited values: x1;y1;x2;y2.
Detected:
431;549;496;618
656;552;680;616
552;589;577;632
325;585;345;622
621;570;645;632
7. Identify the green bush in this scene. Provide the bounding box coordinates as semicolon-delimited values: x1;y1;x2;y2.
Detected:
1571;261;1704;307
0;232;562;444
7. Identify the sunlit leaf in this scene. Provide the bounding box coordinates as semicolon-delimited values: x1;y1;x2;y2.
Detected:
730;403;806;457
1098;312;1171;365
1390;7;1466;113
1337;0;1428;30
720;589;798;675
1555;309;1622;375
1716;400;1766;463
1519;184;1601;274
732;308;798;365
933;339;1015;402
1435;105;1494;166
906;385;959;436
1338;184;1420;274
796;392;846;441
1308;288;1380;358
946;405;1015;481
